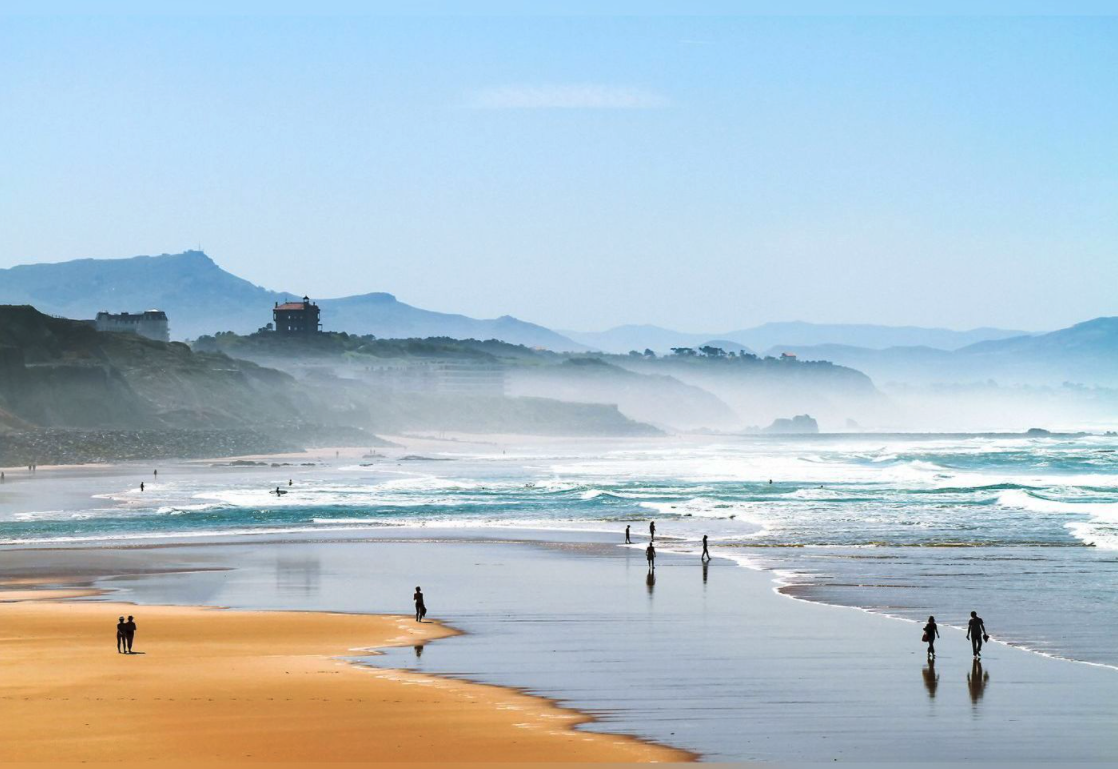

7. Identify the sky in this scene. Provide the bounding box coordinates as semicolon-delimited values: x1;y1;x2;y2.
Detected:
2;4;1116;333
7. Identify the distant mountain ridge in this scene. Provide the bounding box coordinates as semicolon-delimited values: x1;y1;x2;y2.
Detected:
0;251;586;349
563;321;1030;354
774;317;1118;386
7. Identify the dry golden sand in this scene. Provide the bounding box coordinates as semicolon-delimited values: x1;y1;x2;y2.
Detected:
0;597;693;764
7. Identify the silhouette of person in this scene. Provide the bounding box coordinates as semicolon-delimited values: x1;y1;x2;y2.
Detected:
923;615;940;658
116;616;126;654
646;543;656;570
413;586;426;622
153;469;157;477
967;659;989;704
966;611;987;658
123;615;137;653
288;479;292;486
649;521;656;542
922;658;939;699
625;525;631;544
140;481;145;492
701;534;711;562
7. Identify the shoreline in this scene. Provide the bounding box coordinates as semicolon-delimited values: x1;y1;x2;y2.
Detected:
0;582;694;763
7;523;1118;675
6;531;1118;760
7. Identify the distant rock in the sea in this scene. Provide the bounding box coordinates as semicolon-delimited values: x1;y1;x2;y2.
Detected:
1025;427;1052;436
763;414;820;434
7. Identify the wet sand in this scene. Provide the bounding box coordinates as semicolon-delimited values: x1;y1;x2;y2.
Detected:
0;592;690;763
15;530;1116;763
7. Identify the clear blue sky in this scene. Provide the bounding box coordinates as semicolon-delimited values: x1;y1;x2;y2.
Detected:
2;4;1116;332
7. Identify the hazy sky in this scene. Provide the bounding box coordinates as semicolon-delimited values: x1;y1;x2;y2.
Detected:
2;4;1116;332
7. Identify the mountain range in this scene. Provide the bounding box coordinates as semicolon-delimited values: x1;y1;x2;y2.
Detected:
776;318;1118;387
0;251;586;349
2;251;1114;389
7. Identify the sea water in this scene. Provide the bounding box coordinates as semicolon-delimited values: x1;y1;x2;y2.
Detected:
3;433;1118;667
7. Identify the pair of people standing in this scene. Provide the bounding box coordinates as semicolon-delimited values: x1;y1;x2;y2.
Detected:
923;611;988;658
116;615;137;654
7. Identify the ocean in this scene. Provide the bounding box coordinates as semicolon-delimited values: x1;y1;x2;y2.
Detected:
3;433;1118;668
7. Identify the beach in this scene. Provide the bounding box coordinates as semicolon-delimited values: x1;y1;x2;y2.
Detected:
0;588;688;763
3;435;1118;762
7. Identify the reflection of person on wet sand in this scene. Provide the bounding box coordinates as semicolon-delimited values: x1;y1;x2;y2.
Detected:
967;659;988;704
646;569;656;593
702;559;709;584
922;658;939;699
646;543;656;570
414;644;424;659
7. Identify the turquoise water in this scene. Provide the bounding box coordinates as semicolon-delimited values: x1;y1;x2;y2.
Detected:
4;434;1118;665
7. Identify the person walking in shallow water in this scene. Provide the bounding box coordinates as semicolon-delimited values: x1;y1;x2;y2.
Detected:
646;543;656;570
116;616;127;653
413;586;427;622
967;611;988;658
625;525;631;544
923;615;939;658
701;534;711;562
649;521;656;542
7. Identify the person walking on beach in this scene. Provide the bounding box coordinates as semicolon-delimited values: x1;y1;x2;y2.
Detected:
923;615;940;658
646;543;656;570
140;481;145;492
966;611;988;658
649;521;656;542
123;615;137;654
413;586;427;622
625;525;631;544
701;534;711;562
116;616;127;653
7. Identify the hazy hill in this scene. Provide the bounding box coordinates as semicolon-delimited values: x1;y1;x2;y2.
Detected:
0;251;585;350
0;307;656;438
774;317;1118;386
564;321;1027;354
953;317;1118;384
0;305;311;430
508;357;738;431
615;353;883;429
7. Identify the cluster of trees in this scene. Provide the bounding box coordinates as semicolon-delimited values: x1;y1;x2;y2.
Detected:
625;346;763;360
